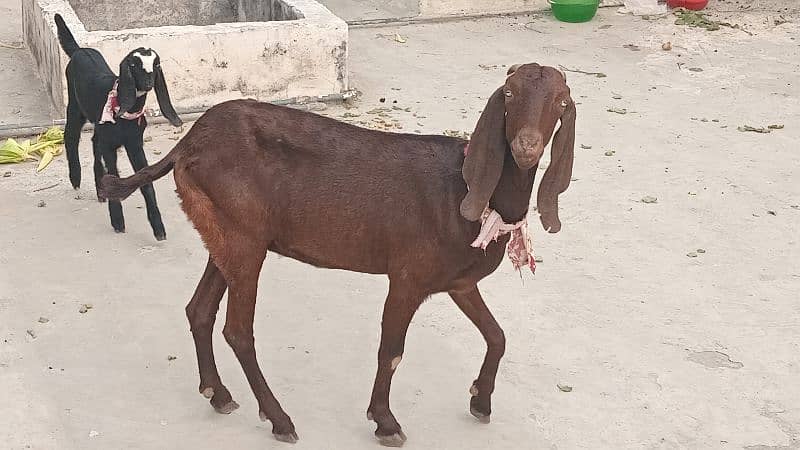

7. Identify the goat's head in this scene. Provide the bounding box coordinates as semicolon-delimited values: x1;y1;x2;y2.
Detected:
117;47;182;127
461;63;576;233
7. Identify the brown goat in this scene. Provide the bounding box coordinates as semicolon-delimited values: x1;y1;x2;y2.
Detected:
99;63;575;446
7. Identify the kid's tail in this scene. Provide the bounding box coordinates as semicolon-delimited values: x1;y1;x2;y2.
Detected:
54;14;80;57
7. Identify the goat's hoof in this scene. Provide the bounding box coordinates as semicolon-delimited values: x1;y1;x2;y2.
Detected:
154;233;167;241
213;400;239;415
273;432;299;444
200;387;214;399
114;228;126;234
97;196;106;203
470;406;491;424
376;431;407;447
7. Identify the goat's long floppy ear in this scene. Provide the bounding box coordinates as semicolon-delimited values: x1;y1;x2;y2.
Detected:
116;58;136;119
537;98;576;233
154;64;182;127
460;87;507;222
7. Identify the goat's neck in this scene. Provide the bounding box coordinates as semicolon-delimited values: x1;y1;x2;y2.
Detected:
489;149;537;223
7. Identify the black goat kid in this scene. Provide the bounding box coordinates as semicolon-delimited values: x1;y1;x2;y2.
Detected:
54;13;182;240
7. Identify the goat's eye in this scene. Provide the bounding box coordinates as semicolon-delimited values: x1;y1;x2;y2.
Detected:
560;100;568;108
504;91;513;98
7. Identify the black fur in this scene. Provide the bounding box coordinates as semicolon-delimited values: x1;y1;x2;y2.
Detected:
54;13;182;241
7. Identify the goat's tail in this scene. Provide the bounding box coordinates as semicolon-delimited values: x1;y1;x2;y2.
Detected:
99;150;177;201
54;14;80;57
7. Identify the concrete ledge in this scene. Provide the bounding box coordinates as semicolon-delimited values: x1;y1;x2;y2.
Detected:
417;0;622;19
22;0;348;118
418;0;548;17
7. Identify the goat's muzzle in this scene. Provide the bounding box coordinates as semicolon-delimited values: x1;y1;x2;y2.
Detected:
510;133;544;170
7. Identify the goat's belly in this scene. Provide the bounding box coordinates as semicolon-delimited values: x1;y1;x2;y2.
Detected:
268;235;390;275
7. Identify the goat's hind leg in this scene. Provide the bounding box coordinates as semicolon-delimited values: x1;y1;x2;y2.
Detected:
125;139;167;240
448;286;506;424
218;241;298;443
186;256;238;414
64;99;86;190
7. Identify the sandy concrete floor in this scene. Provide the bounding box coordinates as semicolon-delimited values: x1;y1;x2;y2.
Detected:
2;3;800;450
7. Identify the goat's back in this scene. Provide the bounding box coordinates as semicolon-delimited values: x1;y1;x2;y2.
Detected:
172;100;479;276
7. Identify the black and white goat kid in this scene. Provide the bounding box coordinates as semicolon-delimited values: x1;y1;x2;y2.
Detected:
54;13;182;240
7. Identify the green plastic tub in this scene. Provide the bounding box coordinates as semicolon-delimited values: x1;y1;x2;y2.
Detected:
550;0;600;23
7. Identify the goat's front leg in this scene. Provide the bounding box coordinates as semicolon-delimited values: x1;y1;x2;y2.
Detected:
368;283;425;447
448;286;506;423
125;139;167;240
100;146;125;233
221;247;297;443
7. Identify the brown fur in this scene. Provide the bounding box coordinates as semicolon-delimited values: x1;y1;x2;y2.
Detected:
99;63;575;446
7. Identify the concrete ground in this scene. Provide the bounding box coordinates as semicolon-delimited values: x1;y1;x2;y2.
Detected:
2;2;800;450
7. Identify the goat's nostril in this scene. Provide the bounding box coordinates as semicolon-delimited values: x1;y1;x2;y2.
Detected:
520;136;541;150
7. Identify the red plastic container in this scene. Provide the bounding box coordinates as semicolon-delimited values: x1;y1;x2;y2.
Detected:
667;0;709;10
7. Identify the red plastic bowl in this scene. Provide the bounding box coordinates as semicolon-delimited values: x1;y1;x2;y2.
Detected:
667;0;708;10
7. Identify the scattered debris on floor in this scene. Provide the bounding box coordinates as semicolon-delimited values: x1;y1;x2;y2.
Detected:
661;41;672;51
737;125;772;134
696;248;706;254
38;317;49;323
604;150;616;156
674;9;721;31
167;355;177;361
557;383;573;392
641;196;658;204
687;251;698;258
26;329;36;339
78;304;93;314
768;124;784;130
687;351;744;369
443;130;471;139
559;65;607;78
607;107;628;115
37;200;46;208
581;144;592;149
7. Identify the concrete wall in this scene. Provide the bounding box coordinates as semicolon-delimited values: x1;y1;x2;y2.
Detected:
69;0;303;32
23;0;347;117
22;0;70;112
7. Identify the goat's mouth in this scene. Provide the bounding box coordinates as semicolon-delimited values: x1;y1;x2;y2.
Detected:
514;156;538;170
510;133;545;169
510;144;544;170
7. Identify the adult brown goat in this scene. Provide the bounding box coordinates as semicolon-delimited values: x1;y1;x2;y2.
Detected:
99;63;575;447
